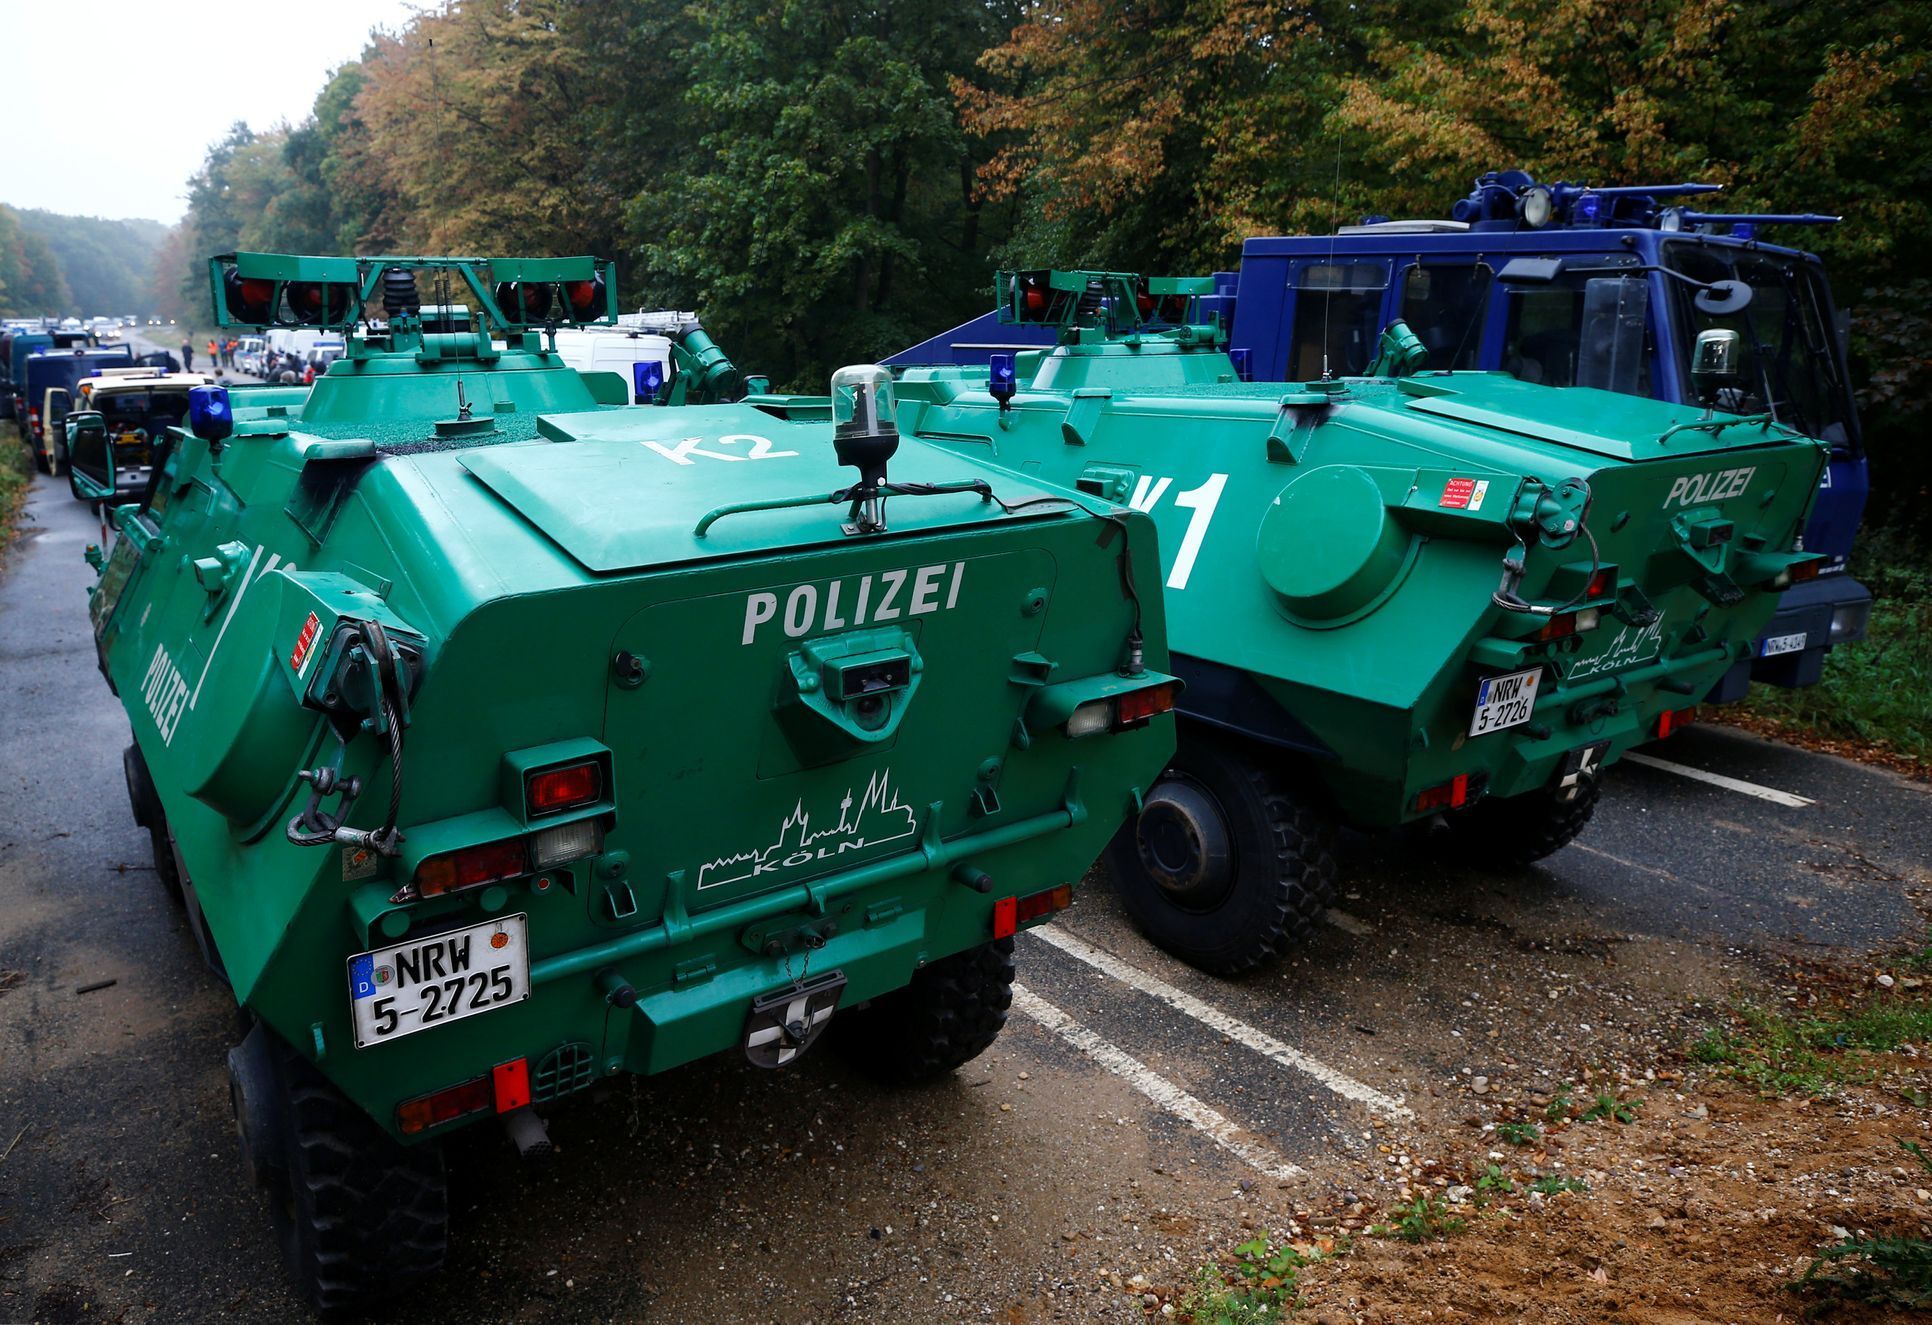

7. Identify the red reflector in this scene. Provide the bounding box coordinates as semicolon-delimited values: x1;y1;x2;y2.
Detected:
1534;614;1577;643
1789;559;1821;584
1115;681;1179;728
1415;773;1471;813
527;761;600;814
1657;707;1698;739
492;1058;532;1113
991;895;1018;940
1586;568;1616;599
397;1075;492;1135
1014;883;1073;926
416;838;529;898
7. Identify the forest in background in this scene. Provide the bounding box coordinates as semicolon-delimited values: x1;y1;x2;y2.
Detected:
0;206;168;319
82;0;1932;541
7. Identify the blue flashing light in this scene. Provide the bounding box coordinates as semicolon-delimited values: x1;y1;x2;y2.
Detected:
1229;348;1252;382
1574;192;1602;223
187;385;232;443
632;359;666;403
988;352;1018;403
1730;222;1755;241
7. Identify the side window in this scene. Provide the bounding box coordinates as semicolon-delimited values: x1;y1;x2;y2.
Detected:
1400;264;1491;370
1289;262;1389;379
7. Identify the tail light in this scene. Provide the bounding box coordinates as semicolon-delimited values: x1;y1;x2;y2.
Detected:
992;883;1074;939
415;838;529;898
1534;607;1601;642
1656;707;1697;739
526;760;600;815
398;1057;531;1135
1774;558;1823;589
1585;567;1617;599
1415;772;1486;813
1065;680;1180;737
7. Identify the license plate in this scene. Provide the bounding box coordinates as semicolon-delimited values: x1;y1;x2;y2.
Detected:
1469;667;1541;737
347;914;530;1049
1760;632;1807;658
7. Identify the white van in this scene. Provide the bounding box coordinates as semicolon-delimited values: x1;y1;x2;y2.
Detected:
549;328;673;403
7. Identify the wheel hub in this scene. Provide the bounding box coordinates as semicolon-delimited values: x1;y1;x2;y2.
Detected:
1134;778;1235;912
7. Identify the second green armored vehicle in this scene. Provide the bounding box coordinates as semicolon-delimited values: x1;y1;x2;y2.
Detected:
69;253;1176;1311
886;269;1828;975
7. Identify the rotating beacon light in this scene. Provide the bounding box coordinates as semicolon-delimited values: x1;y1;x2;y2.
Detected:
830;364;900;533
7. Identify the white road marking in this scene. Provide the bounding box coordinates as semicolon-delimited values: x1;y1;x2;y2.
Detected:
1622;751;1815;808
1027;926;1414;1120
1324;908;1373;936
1011;985;1304;1182
1569;842;1682;881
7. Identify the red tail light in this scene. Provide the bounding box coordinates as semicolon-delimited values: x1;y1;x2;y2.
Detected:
1415;773;1473;813
1115;680;1180;728
398;1075;493;1135
1656;707;1697;739
993;884;1074;939
415;838;529;898
527;761;601;815
1534;607;1601;642
1586;567;1617;598
1788;559;1821;584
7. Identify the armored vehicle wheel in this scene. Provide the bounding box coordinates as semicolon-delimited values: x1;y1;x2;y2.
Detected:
1107;740;1337;976
122;744;182;904
230;1025;448;1315
834;937;1015;1085
1440;777;1600;868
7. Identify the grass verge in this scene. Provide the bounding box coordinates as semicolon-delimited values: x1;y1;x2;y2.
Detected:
1691;986;1932;1098
0;422;32;557
1791;1140;1932;1312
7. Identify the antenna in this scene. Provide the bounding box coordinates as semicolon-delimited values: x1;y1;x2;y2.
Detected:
1319;131;1344;380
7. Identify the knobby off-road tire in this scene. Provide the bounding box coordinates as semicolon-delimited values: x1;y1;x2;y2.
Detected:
1440;777;1601;868
1107;737;1338;977
122;743;182;903
835;938;1015;1086
235;1030;448;1315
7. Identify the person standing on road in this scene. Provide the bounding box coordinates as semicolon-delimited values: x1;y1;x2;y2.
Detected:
181;339;193;371
206;338;218;368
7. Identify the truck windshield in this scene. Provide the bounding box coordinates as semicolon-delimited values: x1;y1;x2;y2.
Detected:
1500;269;1651;396
1663;241;1855;451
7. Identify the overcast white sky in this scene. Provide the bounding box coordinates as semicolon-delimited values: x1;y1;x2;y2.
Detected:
2;0;423;225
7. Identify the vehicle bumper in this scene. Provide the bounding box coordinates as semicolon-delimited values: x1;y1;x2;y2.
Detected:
1706;574;1872;701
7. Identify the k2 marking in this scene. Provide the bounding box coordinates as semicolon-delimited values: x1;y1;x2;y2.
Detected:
643;433;798;465
1128;472;1228;591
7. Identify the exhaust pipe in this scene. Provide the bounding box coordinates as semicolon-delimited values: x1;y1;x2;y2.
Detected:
501;1106;553;1162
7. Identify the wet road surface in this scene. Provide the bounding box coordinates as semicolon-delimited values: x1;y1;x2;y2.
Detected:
2;471;1926;1323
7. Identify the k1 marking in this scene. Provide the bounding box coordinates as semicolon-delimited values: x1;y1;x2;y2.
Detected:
742;562;964;645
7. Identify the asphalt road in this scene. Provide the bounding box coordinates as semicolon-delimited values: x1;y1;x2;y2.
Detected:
2;469;1927;1324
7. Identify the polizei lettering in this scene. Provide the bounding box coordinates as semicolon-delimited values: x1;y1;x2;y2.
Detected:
1663;466;1754;509
140;644;191;746
741;562;965;646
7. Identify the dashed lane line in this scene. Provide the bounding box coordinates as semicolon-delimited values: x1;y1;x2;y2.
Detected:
1622;751;1815;808
1010;985;1305;1182
1025;926;1415;1120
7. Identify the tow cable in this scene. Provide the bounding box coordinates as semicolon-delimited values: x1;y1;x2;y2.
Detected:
286;619;413;857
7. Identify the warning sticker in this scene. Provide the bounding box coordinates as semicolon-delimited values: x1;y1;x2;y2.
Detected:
291;611;321;674
1439;477;1490;511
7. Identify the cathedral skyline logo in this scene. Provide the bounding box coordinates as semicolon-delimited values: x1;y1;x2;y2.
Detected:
697;768;918;890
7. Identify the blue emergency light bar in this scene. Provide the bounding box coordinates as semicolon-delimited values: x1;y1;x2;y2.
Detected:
1447;169;1840;236
188;385;233;443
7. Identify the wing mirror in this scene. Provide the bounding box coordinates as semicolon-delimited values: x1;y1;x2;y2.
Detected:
65;410;116;501
1689;329;1743;406
1692;279;1752;316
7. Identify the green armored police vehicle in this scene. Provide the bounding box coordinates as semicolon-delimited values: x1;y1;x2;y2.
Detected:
885;269;1828;975
69;253;1177;1310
